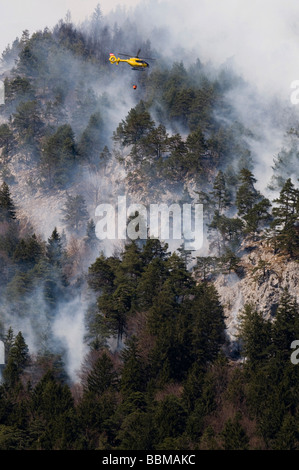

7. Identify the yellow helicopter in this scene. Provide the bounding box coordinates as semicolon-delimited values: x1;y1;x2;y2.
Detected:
109;49;154;70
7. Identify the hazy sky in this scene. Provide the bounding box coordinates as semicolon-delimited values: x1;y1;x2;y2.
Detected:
2;0;299;98
0;0;142;54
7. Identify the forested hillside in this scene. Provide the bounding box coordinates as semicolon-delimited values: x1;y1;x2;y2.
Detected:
0;4;298;450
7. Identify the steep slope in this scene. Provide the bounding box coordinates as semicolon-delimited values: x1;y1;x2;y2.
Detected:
213;239;299;347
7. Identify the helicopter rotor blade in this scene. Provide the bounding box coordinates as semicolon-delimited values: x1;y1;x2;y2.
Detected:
118;51;156;60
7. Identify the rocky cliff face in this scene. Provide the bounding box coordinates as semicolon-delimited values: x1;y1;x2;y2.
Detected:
213;239;299;349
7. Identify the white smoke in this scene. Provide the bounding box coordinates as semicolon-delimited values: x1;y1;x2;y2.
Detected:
3;0;299;383
121;0;299;96
107;0;299;189
52;296;88;382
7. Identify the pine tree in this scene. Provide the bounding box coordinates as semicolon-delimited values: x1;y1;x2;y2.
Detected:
13;100;43;142
99;145;111;171
136;257;166;310
40;124;77;187
221;414;249;450
4;76;33;106
191;283;226;367
9;332;29;371
236;168;262;218
90;3;102;48
0;124;15;161
270;178;299;257
273;414;298;450
99;283;133;344
141;124;169;160
61;194;89;233
195;190;215;223
4;327;14;361
116;409;153;450
120;336;145;396
141;238;169;265
88;253;118;293
3;331;29;388
208;210;244;255
116;241;144;285
154;395;187;442
193;256;219;281
31;370;76;449
186;126;207;160
86;219;97;243
272;290;299;359
0;181;16;221
13;234;43;267
113;101;155;146
243;197;272;236
272;178;298;225
85;351;118;396
210;170;231;213
46;227;63;266
238;304;272;366
78;112;103;162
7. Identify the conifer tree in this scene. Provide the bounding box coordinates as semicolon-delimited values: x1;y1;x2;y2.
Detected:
208;210;244;255
270;178;299;257
236;168;262;218
99;145;111;171
141;124;169;160
113;100;155;146
141;238;169;265
46;227;63;266
243;198;272;236
272;178;298;225
3;331;29;388
86;219;97;243
221;414;249;450
0;181;16;221
120;336;145;396
61;193;89;233
0;124;15;161
31;369;76;449
13;234;43;267
210;170;231;213
272;290;299;358
195;190;215;223
4;327;14;361
13;100;43;141
85;351;118;396
90;3;102;48
40;124;76;187
78;112;103;162
194;256;219;281
88;253;118;293
238;304;272;366
273;414;298;450
116;241;144;285
136;257;166;310
191;283;226;367
154;395;187;442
